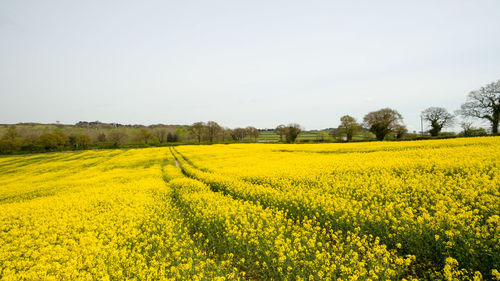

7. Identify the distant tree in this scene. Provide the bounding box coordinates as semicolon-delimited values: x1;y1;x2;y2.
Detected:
38;132;67;150
363;108;404;141
421;107;454;136
316;131;329;141
188;122;205;142
109;130;127;147
55;130;69;146
206;121;223;142
458;79;500;134
329;128;341;141
221;128;231;141
22;133;39;153
0;138;21;154
275;125;286;142
138;127;153;144
97;132;107;142
167;132;179;142
0;127;22;154
285;124;302;143
68;135;77;147
5;127;19;139
392;124;408;140
176;127;188;141
232;128;247;141
246;126;259;141
338;115;360;142
459;122;488;137
75;133;92;149
69;133;92;149
154;128;168;143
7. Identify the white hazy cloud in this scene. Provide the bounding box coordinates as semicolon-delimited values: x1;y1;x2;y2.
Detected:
1;0;499;130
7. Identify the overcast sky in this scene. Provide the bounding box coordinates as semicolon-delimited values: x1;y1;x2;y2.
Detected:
1;0;499;131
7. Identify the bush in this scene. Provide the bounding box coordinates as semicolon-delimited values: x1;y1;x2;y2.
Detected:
459;126;488;137
438;132;457;138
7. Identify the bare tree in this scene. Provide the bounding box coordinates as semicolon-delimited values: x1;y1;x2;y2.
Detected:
275;125;286;142
246;126;260;141
363;108;404;141
421;107;454;136
153;128;168;143
97;132;107;142
285;124;302;143
392;124;408;140
460;122;488;137
188;122;205;142
206;121;222;142
109;130;127;147
329;128;341;141
458;79;500;134
338;115;360;142
222;127;231;141
316;131;329;141
232;128;247;141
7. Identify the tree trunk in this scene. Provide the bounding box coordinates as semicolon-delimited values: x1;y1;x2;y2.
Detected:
375;132;385;141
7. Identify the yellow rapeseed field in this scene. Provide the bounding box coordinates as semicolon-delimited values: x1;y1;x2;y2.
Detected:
1;137;499;280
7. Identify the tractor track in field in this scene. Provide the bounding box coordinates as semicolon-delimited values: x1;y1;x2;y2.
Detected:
165;147;258;280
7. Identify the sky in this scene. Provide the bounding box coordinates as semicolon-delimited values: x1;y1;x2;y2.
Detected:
1;0;499;131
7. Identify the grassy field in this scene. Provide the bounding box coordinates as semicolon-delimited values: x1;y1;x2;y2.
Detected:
257;130;375;142
257;131;332;142
0;137;498;280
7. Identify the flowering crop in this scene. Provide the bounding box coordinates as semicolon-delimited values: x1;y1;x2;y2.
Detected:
174;137;500;279
0;149;237;280
1;137;498;280
169;176;412;280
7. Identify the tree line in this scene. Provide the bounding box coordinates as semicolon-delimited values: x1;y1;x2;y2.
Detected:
187;122;259;143
279;79;499;143
0;125;183;154
0;79;498;154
